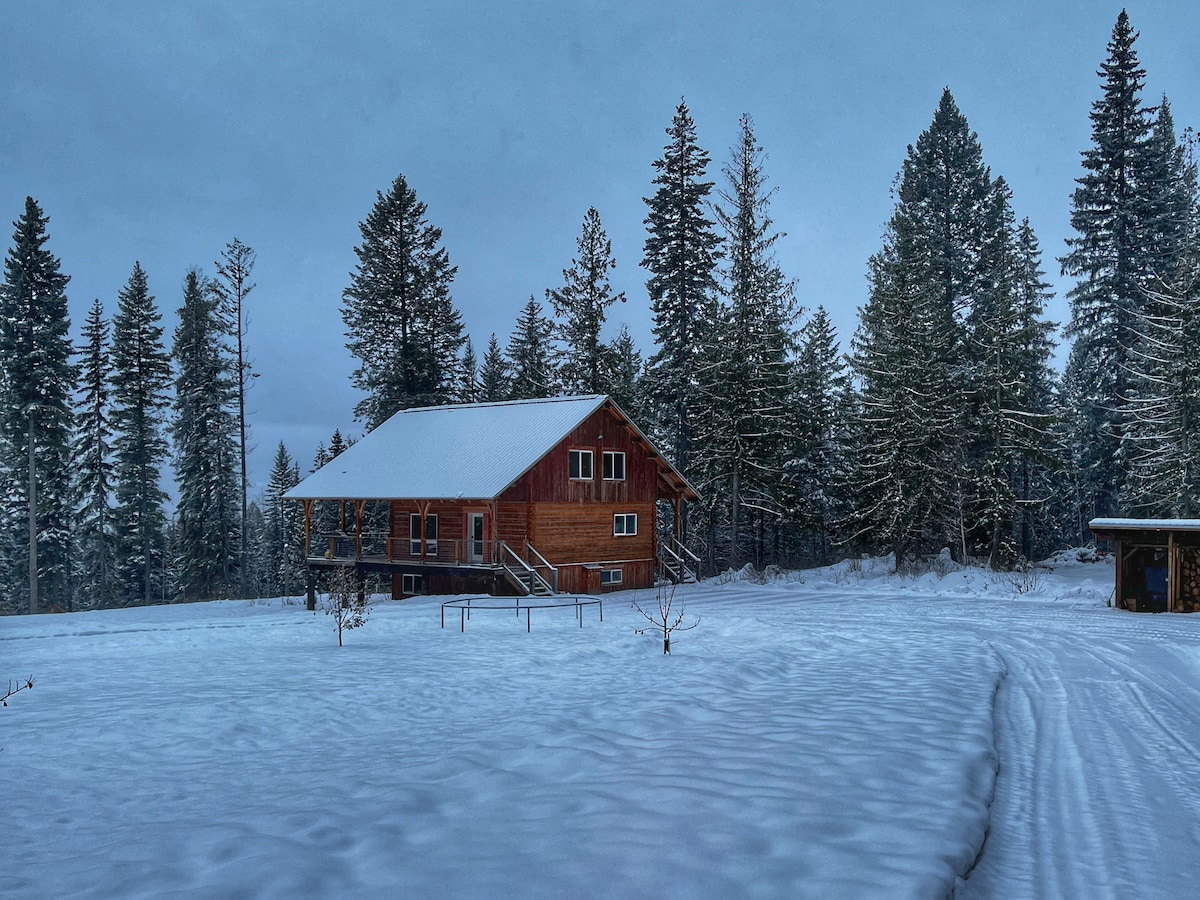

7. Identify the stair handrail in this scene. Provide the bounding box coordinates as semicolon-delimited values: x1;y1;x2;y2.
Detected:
524;542;559;593
499;541;554;595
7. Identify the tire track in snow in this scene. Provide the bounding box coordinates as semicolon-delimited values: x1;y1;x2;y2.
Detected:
955;605;1200;899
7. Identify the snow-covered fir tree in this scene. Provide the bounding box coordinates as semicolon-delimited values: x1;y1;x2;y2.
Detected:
780;307;852;566
606;325;643;416
0;197;74;613
478;334;510;402
262;441;304;598
1060;11;1170;521
70;298;117;610
456;336;479;403
343;174;465;428
110;261;172;605
171;269;239;602
506;296;558;399
642;99;722;486
692;114;797;570
547;207;626;395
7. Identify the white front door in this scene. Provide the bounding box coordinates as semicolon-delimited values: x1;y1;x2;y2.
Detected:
468;513;485;563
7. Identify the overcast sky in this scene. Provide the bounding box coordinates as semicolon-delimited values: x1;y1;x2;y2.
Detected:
4;1;1198;495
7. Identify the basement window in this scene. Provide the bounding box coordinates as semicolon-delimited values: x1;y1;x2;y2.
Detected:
613;513;638;536
600;568;623;585
402;574;423;595
569;449;594;480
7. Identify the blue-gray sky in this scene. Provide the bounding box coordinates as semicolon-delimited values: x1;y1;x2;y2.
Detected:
4;1;1198;495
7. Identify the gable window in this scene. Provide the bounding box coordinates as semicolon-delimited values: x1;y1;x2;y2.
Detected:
613;513;637;536
402;574;423;595
600;568;623;585
410;513;438;556
603;451;626;481
569;449;594;480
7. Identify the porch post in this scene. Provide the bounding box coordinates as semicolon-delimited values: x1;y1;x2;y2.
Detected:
302;500;313;558
354;500;366;558
1169;531;1179;613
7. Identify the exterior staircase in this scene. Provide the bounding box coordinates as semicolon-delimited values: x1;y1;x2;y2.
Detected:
658;537;700;584
499;541;557;596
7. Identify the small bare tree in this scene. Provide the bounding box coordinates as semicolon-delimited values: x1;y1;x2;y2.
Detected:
634;582;698;654
2;676;34;707
322;566;371;646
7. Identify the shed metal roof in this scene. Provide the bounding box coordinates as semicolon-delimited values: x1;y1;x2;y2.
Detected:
1089;518;1200;533
284;394;697;502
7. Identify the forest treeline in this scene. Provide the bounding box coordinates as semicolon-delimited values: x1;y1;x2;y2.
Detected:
2;11;1196;612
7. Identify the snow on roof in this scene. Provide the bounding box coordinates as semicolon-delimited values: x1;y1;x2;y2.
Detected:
285;395;612;501
1089;518;1200;532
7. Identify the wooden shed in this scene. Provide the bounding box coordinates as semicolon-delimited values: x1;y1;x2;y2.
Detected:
1089;518;1200;613
285;395;700;601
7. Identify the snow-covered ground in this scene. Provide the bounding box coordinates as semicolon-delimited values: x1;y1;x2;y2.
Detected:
4;555;1200;898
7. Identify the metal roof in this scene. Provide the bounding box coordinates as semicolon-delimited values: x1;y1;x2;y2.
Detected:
284;394;697;502
1089;518;1200;533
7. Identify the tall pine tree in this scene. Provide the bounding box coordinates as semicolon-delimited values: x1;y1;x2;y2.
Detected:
171;270;239;601
642;99;722;485
71;299;117;609
110;262;172;605
0;197;74;613
1061;10;1160;521
506;296;558;399
343;174;465;428
547;207;626;395
212;238;255;597
478;334;511;402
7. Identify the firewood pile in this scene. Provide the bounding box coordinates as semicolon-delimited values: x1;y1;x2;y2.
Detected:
1178;549;1200;612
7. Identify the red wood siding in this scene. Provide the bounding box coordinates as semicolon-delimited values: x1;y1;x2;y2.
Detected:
499;407;659;506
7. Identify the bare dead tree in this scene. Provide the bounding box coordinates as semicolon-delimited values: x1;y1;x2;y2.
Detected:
634;583;699;654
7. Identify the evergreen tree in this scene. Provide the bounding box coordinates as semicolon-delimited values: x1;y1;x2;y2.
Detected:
171;270;239;602
967;181;1058;567
1060;10;1160;520
212;238;255;598
642;99;722;482
457;336;479;403
692;115;796;569
781;307;852;566
343;174;464;428
547;207;626;395
263;441;304;598
506;296;558;399
847;91;991;568
0;197;74;613
478;333;511;402
110;262;172;605
606;325;643;415
71;299;117;609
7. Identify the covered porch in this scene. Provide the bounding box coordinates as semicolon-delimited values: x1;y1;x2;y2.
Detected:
1089;518;1200;613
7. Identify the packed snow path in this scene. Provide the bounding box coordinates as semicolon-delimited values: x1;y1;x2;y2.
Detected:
4;561;1200;897
950;602;1200;898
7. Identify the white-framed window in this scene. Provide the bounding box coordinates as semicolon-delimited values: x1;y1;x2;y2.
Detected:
409;513;438;556
402;573;423;595
603;451;626;481
600;568;623;585
569;449;594;480
613;513;638;536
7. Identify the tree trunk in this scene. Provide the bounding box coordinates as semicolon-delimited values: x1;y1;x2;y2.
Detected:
28;427;38;615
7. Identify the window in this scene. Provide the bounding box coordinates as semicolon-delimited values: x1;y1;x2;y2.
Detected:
603;451;625;481
613;513;637;536
600;568;623;585
402;574;423;595
409;514;438;556
569;449;593;480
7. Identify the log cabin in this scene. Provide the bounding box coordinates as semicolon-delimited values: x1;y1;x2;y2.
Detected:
285;395;700;602
1089;518;1200;613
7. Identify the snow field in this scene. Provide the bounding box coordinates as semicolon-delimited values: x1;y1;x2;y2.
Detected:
4;580;1006;899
